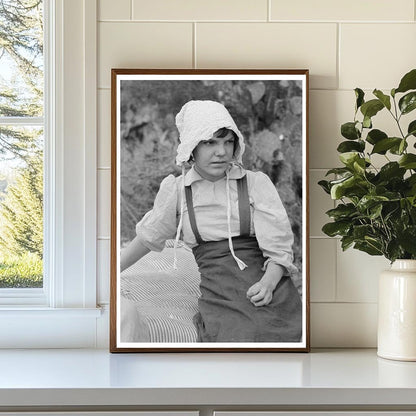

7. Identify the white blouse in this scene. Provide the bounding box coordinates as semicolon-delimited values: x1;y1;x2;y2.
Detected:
136;165;297;275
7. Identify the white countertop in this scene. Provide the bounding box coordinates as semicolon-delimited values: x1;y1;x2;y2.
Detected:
0;348;416;408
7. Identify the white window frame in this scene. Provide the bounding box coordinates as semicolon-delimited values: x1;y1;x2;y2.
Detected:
0;0;101;348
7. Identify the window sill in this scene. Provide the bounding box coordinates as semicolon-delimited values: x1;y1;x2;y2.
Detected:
0;307;103;348
0;306;102;316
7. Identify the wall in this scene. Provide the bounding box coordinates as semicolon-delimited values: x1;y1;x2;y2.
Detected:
96;0;416;347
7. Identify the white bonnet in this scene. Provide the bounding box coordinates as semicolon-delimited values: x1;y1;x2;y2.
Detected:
175;100;245;166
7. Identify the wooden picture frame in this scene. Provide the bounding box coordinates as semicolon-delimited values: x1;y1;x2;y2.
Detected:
110;69;310;352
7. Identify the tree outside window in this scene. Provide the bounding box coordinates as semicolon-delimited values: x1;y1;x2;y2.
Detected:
0;0;44;288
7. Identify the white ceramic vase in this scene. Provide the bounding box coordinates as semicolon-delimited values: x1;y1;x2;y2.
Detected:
378;259;416;361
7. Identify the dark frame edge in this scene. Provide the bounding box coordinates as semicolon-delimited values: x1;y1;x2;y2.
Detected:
110;69;118;353
109;68;311;353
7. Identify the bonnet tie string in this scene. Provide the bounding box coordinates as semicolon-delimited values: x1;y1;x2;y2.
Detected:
226;170;247;271
173;164;186;270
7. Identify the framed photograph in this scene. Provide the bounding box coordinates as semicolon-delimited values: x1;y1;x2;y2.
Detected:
110;69;310;352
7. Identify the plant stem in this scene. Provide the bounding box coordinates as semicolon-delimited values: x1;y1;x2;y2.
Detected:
390;97;406;139
380;214;391;241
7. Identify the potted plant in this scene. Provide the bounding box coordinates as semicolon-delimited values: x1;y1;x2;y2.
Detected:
319;68;416;361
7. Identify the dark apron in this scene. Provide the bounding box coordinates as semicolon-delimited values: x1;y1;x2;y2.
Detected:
185;175;302;343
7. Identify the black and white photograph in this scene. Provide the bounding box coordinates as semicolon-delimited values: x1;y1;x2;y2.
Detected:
110;69;309;352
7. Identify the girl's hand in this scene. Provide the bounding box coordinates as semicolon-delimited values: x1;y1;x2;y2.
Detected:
246;281;274;307
246;262;285;307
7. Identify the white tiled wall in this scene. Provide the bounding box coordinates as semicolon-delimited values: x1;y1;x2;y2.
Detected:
96;0;416;347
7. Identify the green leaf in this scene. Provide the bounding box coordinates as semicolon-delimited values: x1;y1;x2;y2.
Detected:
339;152;361;167
325;167;352;176
338;153;370;176
352;224;373;240
360;99;384;119
373;89;391;110
369;204;383;220
391;88;396;97
389;139;407;155
326;203;357;220
398;227;416;255
355;88;365;110
353;158;366;174
330;175;368;200
396;69;416;94
366;129;387;145
406;174;416;187
399;92;416;115
386;240;402;263
389;139;408;155
341;122;361;140
384;203;400;222
405;174;416;196
377;162;406;182
399;154;416;169
371;137;402;154
330;176;355;199
363;115;372;129
318;180;331;194
322;221;351;237
407;196;416;207
354;241;383;256
337;140;365;153
407;120;416;137
357;195;389;212
341;235;355;251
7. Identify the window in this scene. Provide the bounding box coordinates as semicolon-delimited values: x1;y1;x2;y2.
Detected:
0;0;100;348
0;0;45;295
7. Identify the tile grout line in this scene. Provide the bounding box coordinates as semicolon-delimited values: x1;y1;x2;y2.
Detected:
336;22;340;90
311;301;378;305
193;22;197;68
98;19;415;24
268;0;271;22
309;236;339;239
130;0;133;20
333;191;340;303
333;230;338;302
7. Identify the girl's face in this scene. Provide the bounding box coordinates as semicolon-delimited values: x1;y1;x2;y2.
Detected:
192;130;235;181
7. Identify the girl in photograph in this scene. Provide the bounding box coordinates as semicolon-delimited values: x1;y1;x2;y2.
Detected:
120;100;302;343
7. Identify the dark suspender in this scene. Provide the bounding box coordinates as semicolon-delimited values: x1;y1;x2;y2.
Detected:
184;185;204;244
185;175;251;244
237;174;250;237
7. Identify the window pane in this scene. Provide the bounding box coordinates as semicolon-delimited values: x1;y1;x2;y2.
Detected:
0;0;44;117
0;0;44;291
0;126;43;288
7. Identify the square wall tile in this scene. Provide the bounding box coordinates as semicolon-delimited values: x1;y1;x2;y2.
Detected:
310;239;336;302
133;0;268;21
311;303;377;347
336;244;390;303
97;239;110;304
271;0;414;21
196;23;337;89
98;89;111;168
309;90;353;169
98;169;111;239
340;24;416;90
309;169;334;237
98;22;193;89
99;0;131;20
